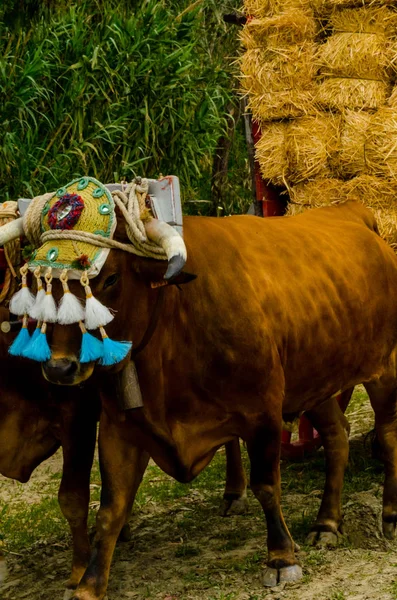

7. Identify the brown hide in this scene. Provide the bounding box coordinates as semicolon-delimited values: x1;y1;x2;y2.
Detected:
0;308;60;482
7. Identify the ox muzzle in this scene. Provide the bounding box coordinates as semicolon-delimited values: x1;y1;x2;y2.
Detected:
42;356;94;386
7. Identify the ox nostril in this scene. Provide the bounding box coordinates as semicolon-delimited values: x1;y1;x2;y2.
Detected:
63;360;78;377
44;358;79;382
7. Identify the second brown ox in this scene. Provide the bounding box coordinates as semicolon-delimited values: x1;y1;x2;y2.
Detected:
31;200;397;599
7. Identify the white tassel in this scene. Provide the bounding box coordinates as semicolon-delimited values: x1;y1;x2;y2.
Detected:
58;270;85;325
10;264;35;316
29;267;46;321
81;272;113;330
42;268;57;324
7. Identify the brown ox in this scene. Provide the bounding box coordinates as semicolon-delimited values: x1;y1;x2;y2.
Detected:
33;200;397;599
0;306;99;592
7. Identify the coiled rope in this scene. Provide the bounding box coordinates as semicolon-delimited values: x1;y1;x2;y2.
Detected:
0;202;21;305
23;179;168;261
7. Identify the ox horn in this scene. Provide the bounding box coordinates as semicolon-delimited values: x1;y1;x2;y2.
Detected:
0;218;25;246
144;219;187;280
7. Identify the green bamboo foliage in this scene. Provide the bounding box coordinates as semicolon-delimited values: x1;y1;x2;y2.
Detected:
0;0;247;207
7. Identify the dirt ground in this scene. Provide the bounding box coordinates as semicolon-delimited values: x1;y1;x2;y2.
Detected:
1;390;397;600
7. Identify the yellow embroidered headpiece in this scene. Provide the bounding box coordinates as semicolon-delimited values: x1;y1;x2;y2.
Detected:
9;176;131;366
30;176;116;276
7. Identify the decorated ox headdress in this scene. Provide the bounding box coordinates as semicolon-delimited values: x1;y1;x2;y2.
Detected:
2;176;186;365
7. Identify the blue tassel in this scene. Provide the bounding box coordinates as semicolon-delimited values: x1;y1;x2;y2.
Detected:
99;327;132;366
80;331;103;363
22;325;41;357
9;325;31;357
24;326;51;362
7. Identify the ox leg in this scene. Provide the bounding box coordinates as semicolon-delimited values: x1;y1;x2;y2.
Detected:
222;439;248;516
247;417;302;586
305;397;350;546
56;393;98;594
117;451;150;542
365;378;397;539
72;413;148;600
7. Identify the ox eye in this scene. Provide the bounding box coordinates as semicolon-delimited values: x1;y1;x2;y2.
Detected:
103;274;119;289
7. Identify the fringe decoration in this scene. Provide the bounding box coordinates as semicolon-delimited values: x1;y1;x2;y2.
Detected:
79;322;103;363
99;326;132;366
58;270;85;325
29;267;46;321
80;272;113;330
24;322;51;362
22;321;42;358
9;264;35;316
42;268;57;323
9;314;31;357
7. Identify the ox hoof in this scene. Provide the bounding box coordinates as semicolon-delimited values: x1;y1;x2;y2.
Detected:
0;558;8;584
118;523;132;542
221;492;249;516
263;564;302;587
279;564;303;584
383;520;396;540
263;567;278;587
306;529;341;547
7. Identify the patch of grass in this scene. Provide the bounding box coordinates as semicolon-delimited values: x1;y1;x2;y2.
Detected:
175;543;201;558
217;529;252;551
330;592;346;600
289;508;319;542
229;551;264;574
390;580;397;598
207;593;237;600
303;549;328;567
1;495;67;551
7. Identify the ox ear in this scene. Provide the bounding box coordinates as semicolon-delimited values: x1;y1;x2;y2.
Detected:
151;271;197;289
130;256;197;288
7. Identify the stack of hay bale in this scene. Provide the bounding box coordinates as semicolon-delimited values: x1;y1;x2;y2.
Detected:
240;0;397;247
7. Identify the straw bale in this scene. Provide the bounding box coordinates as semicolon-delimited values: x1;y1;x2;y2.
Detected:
289;175;397;209
286;114;341;183
388;85;397;107
286;194;397;248
329;5;397;35
289;178;344;206
343;174;397;208
241;42;317;120
317;32;393;80
373;206;397;248
365;108;397;180
314;6;397;110
243;0;312;19
240;11;317;49
315;78;390;111
312;0;397;17
256;122;288;185
338;110;371;177
285;203;307;217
